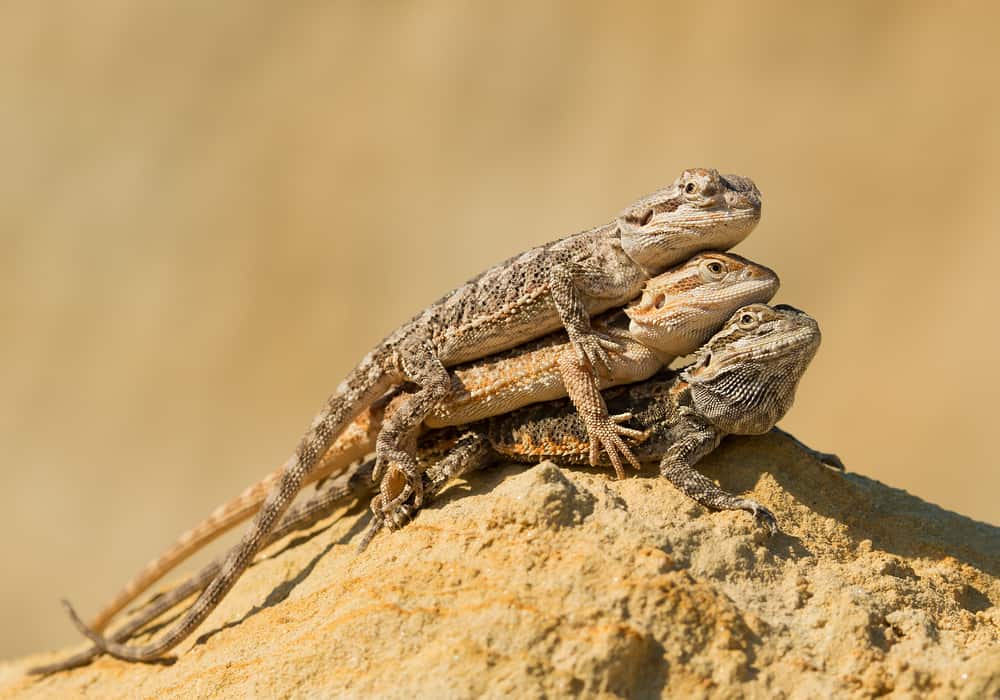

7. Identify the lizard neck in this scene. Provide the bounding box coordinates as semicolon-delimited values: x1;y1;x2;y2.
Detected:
617;227;666;278
690;365;797;435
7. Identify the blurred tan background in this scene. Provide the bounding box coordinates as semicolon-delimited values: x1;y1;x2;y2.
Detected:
2;1;998;659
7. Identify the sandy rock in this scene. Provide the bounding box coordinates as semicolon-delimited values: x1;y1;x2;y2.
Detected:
3;432;998;698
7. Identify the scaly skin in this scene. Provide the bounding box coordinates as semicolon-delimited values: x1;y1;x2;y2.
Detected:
85;251;777;634
64;170;760;660
43;303;837;674
372;304;837;537
489;303;830;524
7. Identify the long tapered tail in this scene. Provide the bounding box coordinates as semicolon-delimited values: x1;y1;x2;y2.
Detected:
70;349;397;660
33;460;378;676
88;403;386;631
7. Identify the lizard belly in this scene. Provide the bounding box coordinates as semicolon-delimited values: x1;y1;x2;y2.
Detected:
424;341;567;426
425;330;663;428
488;402;593;465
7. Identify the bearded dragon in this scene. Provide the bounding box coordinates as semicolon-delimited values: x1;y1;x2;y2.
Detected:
367;303;836;539
48;303;836;671
82;250;776;636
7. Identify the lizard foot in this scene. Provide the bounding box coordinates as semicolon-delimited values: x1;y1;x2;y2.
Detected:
386;502;415;531
587;412;647;479
357;491;417;553
372;450;424;510
572;332;623;377
738;499;779;536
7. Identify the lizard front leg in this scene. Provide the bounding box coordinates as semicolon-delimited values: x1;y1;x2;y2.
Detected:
548;263;626;376
556;350;648;479
659;419;779;535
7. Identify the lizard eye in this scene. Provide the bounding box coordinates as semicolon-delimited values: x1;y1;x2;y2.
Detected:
638;209;654;226
685;182;697;194
738;312;757;329
699;258;727;282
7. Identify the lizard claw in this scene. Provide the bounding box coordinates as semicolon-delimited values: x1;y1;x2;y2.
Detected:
388;503;415;531
815;451;845;471
403;465;423;510
609;412;650;441
381;469;439;532
380;478;414;516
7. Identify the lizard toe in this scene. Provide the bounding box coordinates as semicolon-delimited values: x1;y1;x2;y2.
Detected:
750;504;779;536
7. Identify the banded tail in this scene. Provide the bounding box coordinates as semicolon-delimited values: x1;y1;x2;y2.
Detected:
89;397;388;632
72;349;397;657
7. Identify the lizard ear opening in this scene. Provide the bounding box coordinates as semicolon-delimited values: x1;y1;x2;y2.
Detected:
637;209;654;226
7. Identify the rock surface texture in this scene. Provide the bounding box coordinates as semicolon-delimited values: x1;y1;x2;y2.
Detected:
3;433;998;699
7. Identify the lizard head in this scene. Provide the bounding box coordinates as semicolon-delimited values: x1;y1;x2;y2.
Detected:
624;252;779;357
681;303;821;435
617;168;762;274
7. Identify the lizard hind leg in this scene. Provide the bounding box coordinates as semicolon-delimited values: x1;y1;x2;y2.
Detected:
371;338;454;509
360;430;494;550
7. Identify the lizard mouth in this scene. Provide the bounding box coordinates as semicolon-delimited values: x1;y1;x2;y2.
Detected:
688;350;712;374
664;207;761;237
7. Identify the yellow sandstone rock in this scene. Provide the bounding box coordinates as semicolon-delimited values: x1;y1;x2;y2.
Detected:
3;433;998;698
